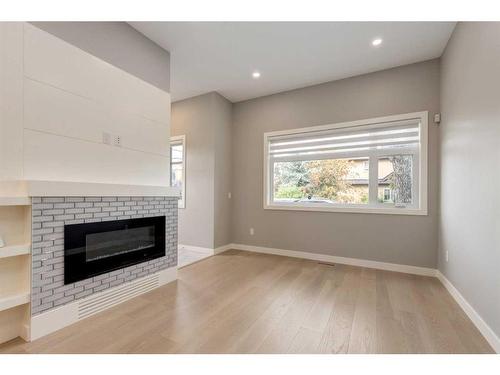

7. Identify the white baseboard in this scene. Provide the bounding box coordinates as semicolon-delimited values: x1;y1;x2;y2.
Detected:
178;243;233;255
230;243;437;277
214;243;233;255
30;266;177;341
178;244;214;256
436;271;499;353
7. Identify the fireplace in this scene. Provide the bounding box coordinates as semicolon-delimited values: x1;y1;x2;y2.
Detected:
64;216;166;284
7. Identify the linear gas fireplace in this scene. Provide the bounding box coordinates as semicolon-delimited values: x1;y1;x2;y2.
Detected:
64;216;166;284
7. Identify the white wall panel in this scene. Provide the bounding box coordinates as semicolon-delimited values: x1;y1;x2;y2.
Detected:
110;108;169;156
1;23;171;186
19;23;171;186
24;77;105;143
0;22;23;180
24;78;169;156
23;23;170;125
24;129;169;186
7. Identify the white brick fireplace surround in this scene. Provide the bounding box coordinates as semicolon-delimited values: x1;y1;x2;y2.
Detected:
31;196;178;315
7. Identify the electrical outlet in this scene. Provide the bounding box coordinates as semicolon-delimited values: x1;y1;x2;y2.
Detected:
113;135;121;147
250;228;254;236
102;132;111;145
446;250;449;262
228;192;232;199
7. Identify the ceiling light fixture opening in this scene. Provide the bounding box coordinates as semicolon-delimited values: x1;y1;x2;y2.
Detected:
252;71;261;79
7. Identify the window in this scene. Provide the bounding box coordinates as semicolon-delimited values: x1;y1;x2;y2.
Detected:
170;135;186;208
264;112;428;215
383;188;392;202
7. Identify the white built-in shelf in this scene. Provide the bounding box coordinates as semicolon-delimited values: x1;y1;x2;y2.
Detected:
0;197;31;206
0;292;30;312
0;244;31;259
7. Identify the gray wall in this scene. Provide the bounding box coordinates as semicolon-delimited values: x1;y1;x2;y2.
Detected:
172;94;215;249
171;92;232;249
232;59;440;268
31;22;170;92
213;94;233;248
439;23;500;338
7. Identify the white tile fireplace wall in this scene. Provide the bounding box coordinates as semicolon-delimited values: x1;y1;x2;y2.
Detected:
31;196;178;316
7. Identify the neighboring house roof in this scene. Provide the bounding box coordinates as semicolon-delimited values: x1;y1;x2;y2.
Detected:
347;172;394;186
379;171;394;184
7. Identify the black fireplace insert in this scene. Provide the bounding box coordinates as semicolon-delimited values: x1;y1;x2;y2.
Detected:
64;216;166;284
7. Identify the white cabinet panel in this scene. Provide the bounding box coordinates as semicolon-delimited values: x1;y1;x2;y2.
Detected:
24;129;169;186
24;78;169;156
23;23;170;125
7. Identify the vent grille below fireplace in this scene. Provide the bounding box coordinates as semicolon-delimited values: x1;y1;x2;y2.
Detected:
77;273;160;319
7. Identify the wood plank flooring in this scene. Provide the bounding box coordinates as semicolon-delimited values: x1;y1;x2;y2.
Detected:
0;250;493;354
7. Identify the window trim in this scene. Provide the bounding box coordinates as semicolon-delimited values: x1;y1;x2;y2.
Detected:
263;111;428;216
170;135;186;209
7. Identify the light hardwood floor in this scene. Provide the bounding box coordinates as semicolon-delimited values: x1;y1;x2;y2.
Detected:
0;250;494;354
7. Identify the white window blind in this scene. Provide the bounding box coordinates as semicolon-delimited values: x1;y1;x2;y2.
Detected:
269;119;420;161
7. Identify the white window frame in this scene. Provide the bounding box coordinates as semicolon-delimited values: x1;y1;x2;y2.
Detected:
263;111;428;215
170;135;186;209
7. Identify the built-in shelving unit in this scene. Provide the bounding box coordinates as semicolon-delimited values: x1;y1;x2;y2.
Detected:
0;292;31;312
0;198;31;344
0;244;31;259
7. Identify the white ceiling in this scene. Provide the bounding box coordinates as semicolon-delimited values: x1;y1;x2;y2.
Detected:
130;22;455;103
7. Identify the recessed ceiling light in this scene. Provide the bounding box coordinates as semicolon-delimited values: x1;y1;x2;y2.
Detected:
372;38;383;47
252;71;261;79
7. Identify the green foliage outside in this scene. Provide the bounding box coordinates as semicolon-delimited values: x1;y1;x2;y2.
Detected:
274;185;304;199
274;159;368;203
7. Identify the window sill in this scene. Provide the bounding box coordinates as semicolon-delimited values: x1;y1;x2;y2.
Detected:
264;203;427;216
